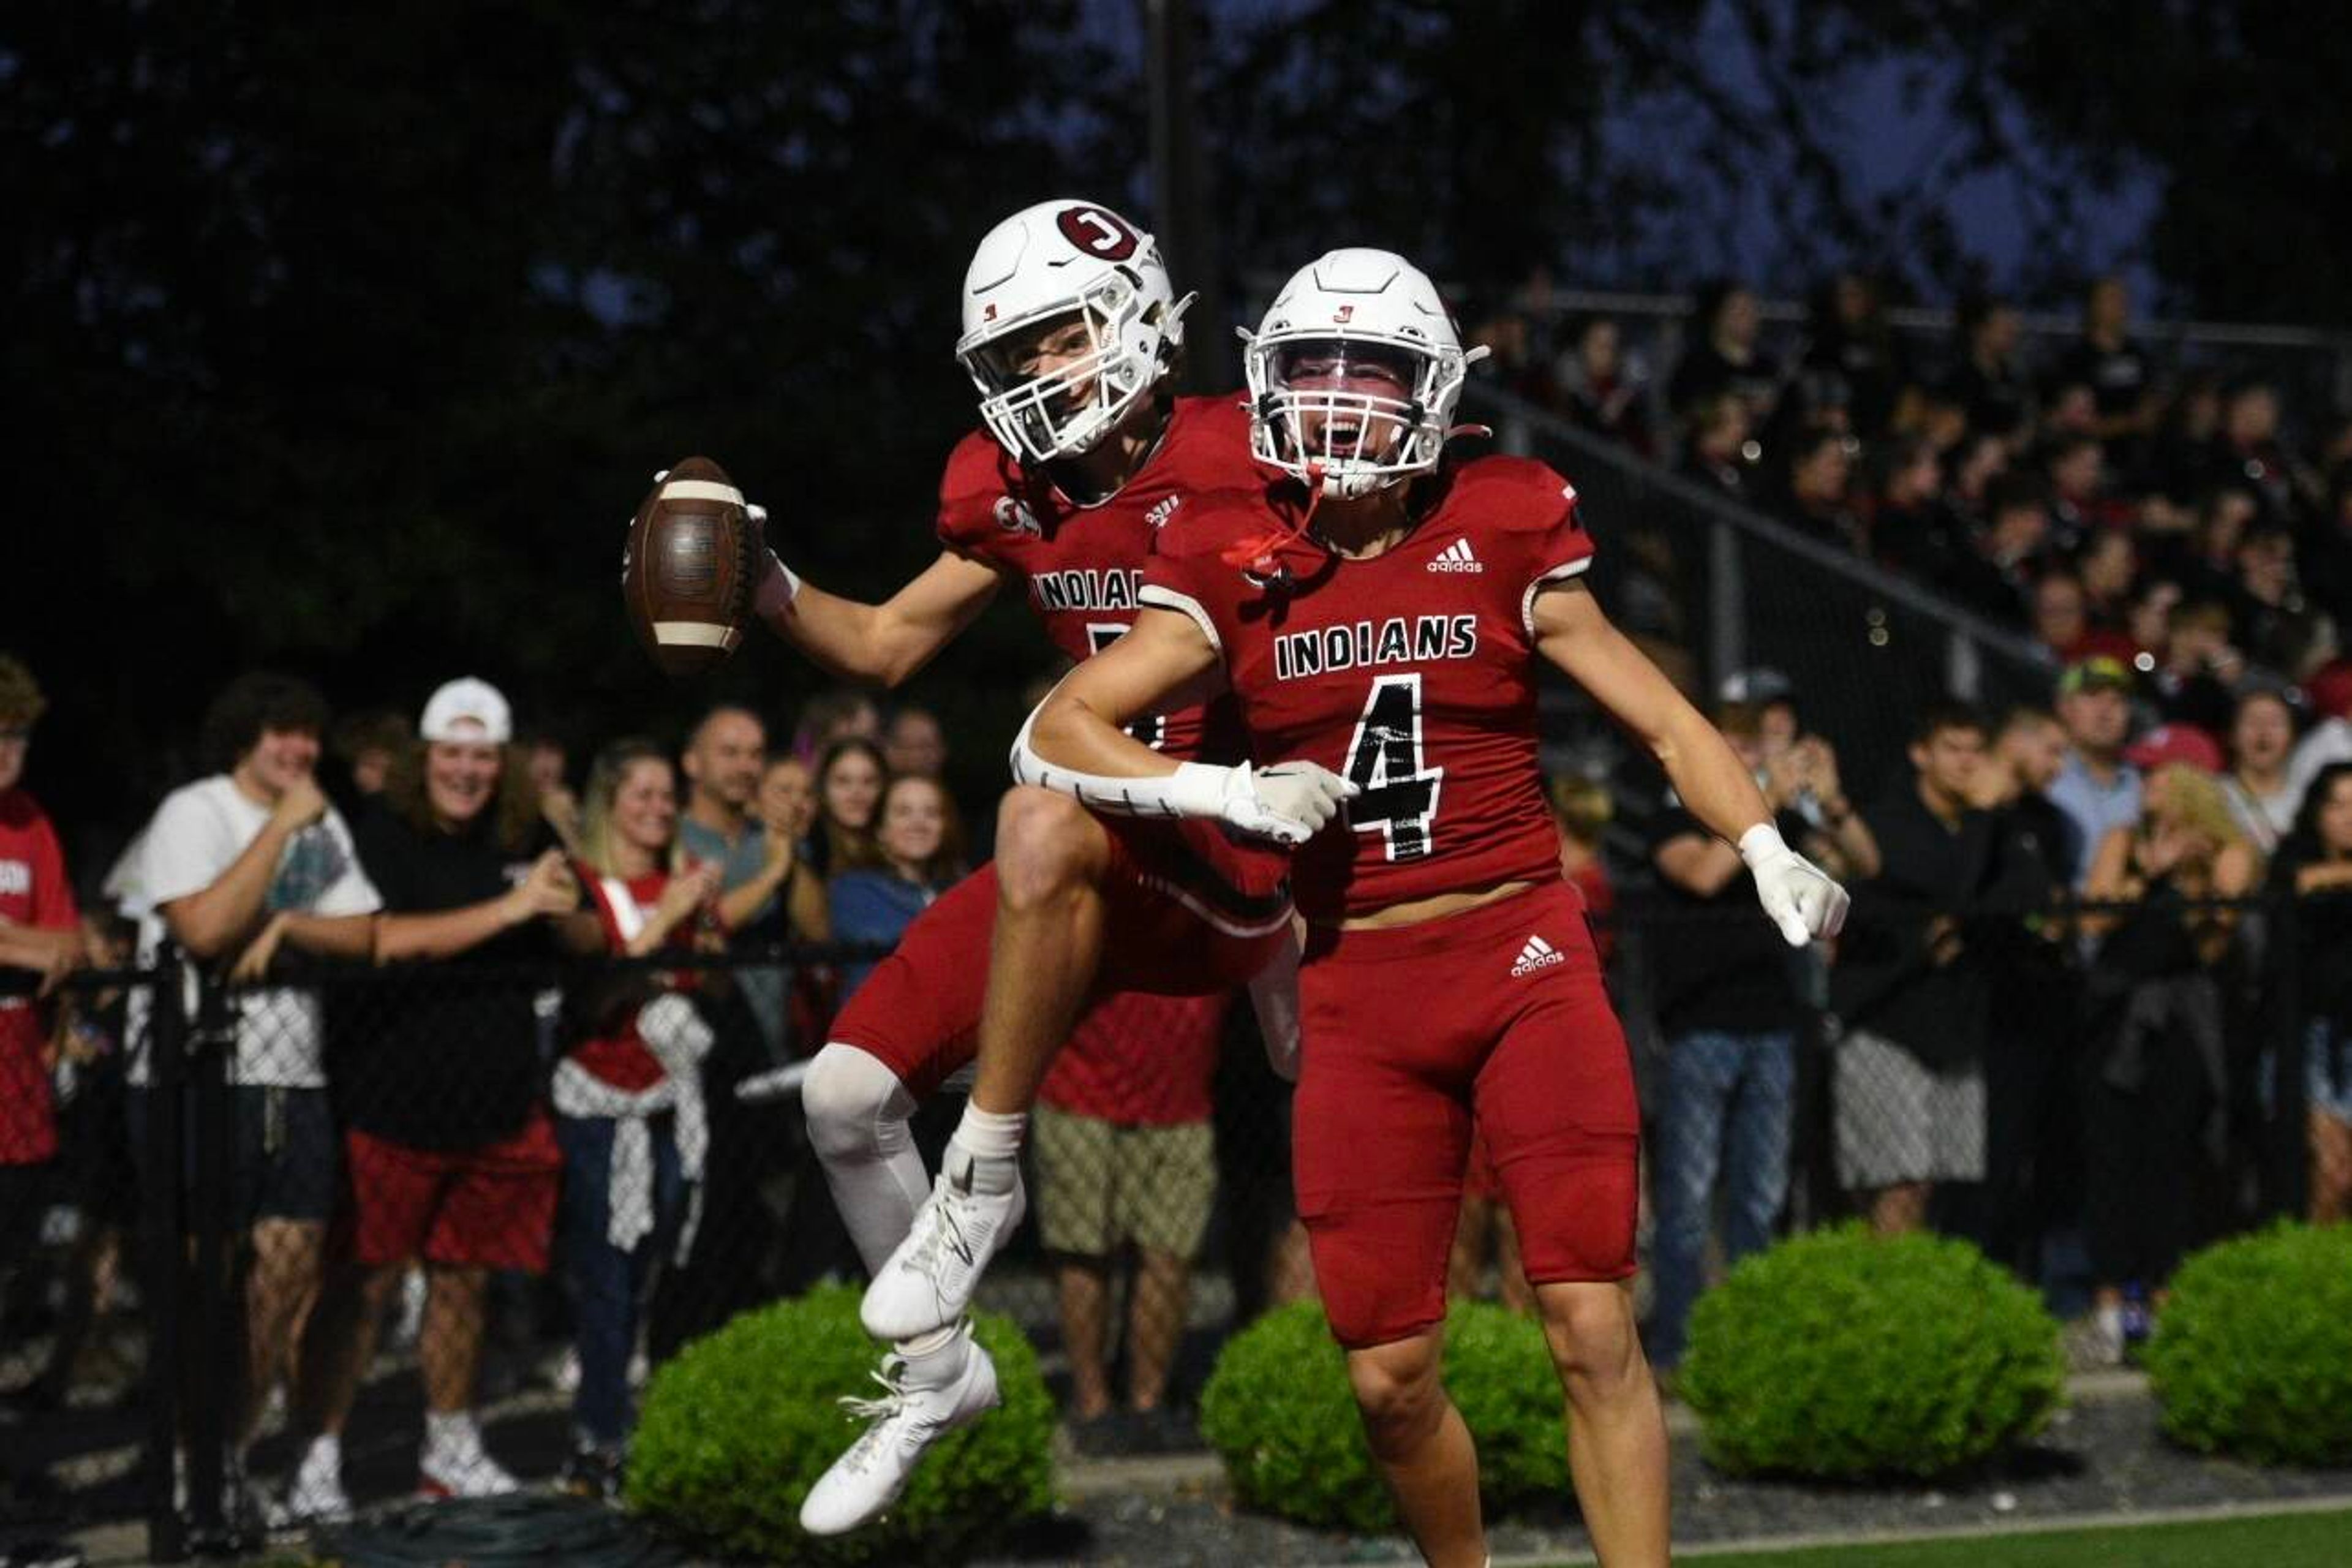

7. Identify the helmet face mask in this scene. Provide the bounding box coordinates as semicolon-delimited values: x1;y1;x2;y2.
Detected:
956;201;1191;466
1244;249;1480;500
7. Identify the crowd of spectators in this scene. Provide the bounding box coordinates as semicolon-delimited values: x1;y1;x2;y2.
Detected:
1473;273;2352;743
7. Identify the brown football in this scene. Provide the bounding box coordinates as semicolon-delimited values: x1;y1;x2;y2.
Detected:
621;456;755;677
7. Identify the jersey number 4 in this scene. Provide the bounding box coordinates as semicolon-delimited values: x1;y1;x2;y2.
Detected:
1086;624;1167;750
1343;674;1442;860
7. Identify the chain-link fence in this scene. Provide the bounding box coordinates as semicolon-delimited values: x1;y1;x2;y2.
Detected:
1;881;2337;1560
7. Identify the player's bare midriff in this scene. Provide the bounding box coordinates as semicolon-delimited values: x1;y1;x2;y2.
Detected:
1320;877;1537;932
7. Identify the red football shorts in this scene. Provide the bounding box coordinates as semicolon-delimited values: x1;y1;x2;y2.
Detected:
829;815;1289;1099
1292;880;1639;1349
341;1109;561;1273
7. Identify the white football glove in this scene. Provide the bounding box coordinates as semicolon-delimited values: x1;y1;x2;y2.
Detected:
1739;823;1850;947
1214;761;1357;846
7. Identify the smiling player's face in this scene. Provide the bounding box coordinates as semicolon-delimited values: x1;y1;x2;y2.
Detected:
1279;342;1414;464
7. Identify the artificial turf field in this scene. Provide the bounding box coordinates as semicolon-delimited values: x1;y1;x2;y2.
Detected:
1643;1504;2352;1566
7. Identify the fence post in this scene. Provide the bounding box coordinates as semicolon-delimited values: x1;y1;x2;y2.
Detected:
1708;518;1744;693
183;968;238;1549
1945;628;1983;704
139;958;188;1564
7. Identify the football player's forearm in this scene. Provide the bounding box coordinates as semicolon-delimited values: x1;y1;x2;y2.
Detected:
756;579;892;681
1656;712;1776;850
1029;689;1180;783
1014;689;1240;821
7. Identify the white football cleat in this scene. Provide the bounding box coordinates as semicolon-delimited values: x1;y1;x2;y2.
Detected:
860;1158;1025;1342
799;1334;1000;1536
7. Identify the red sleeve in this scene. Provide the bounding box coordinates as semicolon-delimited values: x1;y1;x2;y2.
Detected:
29;810;77;932
932;428;1025;563
1469;457;1595;637
1139;501;1264;655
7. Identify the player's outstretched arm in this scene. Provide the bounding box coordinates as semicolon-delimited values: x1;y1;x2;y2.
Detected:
1532;579;1848;944
1016;608;1354;845
750;535;1003;688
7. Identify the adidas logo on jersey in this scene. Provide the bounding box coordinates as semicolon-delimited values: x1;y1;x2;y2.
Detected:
1427;538;1483;573
1510;934;1565;976
1145;496;1182;530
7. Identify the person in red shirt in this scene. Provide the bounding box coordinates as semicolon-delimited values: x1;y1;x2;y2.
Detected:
0;657;82;1568
728;200;1299;1535
553;738;723;1499
1017;251;1850;1568
1034;988;1227;1453
0;656;82;1349
0;657;81;1161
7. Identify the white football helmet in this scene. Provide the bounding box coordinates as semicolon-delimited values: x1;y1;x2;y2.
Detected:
1243;248;1484;499
956;199;1193;465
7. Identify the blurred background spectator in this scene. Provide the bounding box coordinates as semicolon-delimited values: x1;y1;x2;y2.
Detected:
121;671;381;1495
1668;280;1780;428
2265;763;2352;1225
809;737;888;880
826;775;963;1003
2077;765;2261;1364
1831;704;2041;1235
552;739;723;1499
290;677;584;1519
0;656;83;1516
1035;990;1228;1455
1645;706;1875;1368
881;706;949;782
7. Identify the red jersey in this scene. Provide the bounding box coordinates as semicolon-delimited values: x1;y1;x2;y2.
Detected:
1142;456;1596;922
936;393;1261;763
0;790;77;1164
1038;989;1228;1126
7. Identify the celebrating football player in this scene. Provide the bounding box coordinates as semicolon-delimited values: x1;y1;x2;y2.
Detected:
1013;250;1849;1567
737;200;1321;1534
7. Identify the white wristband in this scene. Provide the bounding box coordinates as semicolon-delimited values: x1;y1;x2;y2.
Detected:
1737;821;1791;870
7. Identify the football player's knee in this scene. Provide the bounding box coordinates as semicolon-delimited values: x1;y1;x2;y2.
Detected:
994;786;1106;905
1346;1340;1446;1453
802;1043;900;1163
1539;1282;1641;1387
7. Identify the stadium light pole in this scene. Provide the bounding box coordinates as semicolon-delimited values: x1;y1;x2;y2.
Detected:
1144;0;1231;392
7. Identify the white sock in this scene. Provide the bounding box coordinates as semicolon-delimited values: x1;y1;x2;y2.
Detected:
898;1322;969;1384
300;1433;340;1474
424;1410;477;1453
948;1106;1027;1190
802;1042;932;1276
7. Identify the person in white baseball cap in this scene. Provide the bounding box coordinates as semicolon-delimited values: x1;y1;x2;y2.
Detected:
418;677;513;745
281;671;586;1518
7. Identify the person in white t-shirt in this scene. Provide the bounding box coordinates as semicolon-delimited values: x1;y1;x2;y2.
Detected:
122;673;381;1494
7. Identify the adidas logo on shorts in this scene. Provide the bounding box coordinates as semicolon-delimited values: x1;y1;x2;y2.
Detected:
1427;538;1483;573
1510;934;1564;976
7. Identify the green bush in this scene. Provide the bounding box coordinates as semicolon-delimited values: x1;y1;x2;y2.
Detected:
2143;1221;2352;1464
1679;1223;2062;1479
1199;1298;1561;1532
627;1284;1054;1564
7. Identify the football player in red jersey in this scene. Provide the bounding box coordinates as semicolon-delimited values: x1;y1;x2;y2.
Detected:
1013;250;1849;1568
736;200;1337;1535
